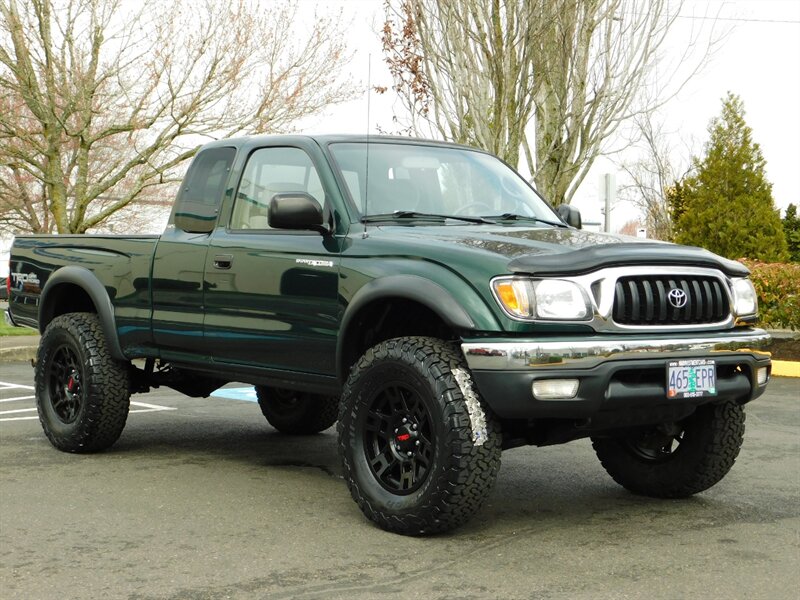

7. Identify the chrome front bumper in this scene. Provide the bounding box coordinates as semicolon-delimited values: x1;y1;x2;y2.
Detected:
460;328;772;420
461;328;772;371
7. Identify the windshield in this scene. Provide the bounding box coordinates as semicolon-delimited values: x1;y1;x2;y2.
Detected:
329;142;558;223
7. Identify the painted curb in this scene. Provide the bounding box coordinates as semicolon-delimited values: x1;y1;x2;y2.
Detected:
772;360;800;378
0;346;37;363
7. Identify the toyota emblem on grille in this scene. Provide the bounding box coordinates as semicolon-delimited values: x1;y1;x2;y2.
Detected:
668;288;688;309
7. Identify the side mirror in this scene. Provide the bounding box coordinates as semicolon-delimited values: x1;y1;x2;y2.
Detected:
557;204;582;229
268;193;325;232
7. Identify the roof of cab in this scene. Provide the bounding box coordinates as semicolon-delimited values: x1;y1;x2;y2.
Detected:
199;134;485;153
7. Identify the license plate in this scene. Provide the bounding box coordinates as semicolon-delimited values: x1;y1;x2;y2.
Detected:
667;359;717;399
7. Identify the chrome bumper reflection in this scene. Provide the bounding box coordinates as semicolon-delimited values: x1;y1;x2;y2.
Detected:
461;329;772;371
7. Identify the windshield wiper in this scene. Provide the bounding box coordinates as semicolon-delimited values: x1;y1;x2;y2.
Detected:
362;211;497;225
488;213;567;228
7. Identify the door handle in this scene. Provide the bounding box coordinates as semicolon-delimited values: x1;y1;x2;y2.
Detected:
213;254;233;269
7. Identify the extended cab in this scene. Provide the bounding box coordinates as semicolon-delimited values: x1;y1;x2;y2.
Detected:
7;135;772;535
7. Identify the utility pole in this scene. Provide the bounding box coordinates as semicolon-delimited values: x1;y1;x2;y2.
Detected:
600;173;616;233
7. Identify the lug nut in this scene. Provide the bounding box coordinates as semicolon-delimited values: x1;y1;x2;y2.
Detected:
402;418;407;423
415;440;420;446
407;451;413;457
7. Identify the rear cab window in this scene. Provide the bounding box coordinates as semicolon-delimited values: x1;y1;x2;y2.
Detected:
172;147;236;233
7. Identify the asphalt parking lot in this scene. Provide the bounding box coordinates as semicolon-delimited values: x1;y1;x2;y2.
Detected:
1;360;798;600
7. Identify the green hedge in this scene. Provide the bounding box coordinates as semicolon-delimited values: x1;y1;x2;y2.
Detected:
739;259;800;330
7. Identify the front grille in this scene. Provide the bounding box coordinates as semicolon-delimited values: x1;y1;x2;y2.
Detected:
612;275;730;326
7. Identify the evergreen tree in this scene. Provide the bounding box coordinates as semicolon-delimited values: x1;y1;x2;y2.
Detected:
665;179;688;241
783;203;800;262
673;93;789;262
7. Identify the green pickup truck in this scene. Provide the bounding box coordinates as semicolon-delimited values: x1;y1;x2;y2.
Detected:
6;135;772;535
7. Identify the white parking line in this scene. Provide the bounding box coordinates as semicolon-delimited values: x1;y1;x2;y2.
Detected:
130;401;177;414
0;407;37;415
0;381;35;390
0;395;36;403
0;397;176;422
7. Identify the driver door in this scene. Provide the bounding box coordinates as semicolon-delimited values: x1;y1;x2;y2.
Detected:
204;145;341;376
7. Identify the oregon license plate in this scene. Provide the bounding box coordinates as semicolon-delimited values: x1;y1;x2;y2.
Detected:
667;359;717;399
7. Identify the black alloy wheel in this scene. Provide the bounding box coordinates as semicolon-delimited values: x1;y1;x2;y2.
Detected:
363;382;435;495
256;386;338;434
45;344;85;424
338;336;502;535
592;401;746;498
625;423;685;462
35;313;130;453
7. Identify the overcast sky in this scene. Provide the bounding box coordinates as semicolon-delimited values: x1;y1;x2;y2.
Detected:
302;0;800;231
2;0;798;260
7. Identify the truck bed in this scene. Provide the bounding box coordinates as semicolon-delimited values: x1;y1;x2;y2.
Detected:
8;235;158;336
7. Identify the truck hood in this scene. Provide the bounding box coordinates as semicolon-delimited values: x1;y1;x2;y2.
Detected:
374;224;749;277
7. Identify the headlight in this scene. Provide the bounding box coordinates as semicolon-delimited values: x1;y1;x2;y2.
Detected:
492;278;591;321
732;278;758;316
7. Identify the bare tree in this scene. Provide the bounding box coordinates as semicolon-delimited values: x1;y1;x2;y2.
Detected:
0;0;353;234
618;218;641;237
380;0;541;168
381;0;720;205
618;116;693;241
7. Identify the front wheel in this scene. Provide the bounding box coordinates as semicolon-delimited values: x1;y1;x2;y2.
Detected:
338;337;501;535
591;401;746;498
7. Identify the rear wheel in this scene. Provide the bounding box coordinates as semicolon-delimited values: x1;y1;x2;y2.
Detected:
338;336;501;535
255;386;338;434
591;401;745;498
35;313;130;453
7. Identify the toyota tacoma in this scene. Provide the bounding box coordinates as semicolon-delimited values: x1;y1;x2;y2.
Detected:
6;135;772;535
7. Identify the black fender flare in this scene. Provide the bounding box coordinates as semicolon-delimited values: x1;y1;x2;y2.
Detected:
39;266;126;361
336;274;476;380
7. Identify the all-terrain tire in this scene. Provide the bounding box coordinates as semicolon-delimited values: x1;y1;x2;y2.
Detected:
591;401;746;498
35;312;131;453
255;386;338;434
338;336;501;536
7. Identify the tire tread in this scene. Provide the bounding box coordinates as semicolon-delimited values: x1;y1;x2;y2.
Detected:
36;312;130;453
592;401;745;498
255;387;338;434
338;336;501;535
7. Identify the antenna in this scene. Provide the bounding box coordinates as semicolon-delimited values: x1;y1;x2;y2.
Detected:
362;53;371;239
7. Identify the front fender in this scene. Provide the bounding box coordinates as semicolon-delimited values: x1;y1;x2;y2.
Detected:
344;274;477;330
336;273;501;379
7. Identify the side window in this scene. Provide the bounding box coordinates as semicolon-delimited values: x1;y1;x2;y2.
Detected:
173;147;235;233
230;147;324;230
